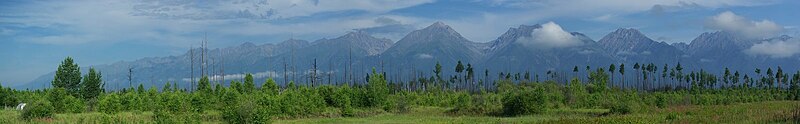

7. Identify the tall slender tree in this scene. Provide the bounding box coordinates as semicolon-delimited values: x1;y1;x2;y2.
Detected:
81;67;103;100
619;64;625;89
52;57;82;97
633;63;640;89
723;68;731;87
573;66;579;79
243;73;255;93
466;63;474;91
609;64;616;88
433;61;442;87
455;60;464;89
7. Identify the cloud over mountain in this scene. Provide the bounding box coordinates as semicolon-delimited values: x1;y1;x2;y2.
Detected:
705;11;784;39
745;38;800;58
516;22;582;49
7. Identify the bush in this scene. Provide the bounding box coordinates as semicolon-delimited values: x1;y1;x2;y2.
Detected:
48;88;85;113
223;95;271;124
98;93;122;114
655;94;667;108
278;87;325;117
366;69;389;108
609;102;632;115
453;92;472;110
21;99;54;120
502;87;545;116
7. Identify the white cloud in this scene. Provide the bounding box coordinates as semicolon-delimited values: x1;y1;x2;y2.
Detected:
131;0;434;20
705;11;784;39
454;0;774;42
745;38;800;58
590;14;615;22
2;0;431;47
516;22;582;49
417;53;433;59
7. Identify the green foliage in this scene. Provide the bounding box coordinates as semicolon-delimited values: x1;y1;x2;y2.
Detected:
223;95;271;124
231;80;243;93
120;92;144;111
566;78;591;108
198;76;211;93
52;57;82;98
20;99;54;120
81;67;103;100
243;73;255;93
588;68;609;93
502;87;545;116
454;92;472;109
367;68;389;108
609;102;633;115
98;93;122;114
163;82;172;92
278;86;325;117
48;88;85;113
262;78;279;95
0;84;18;107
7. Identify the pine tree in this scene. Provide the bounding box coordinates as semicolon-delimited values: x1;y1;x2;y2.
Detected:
609;64;616;88
455;61;464;89
52;57;82;98
262;78;278;95
573;66;579;79
81;67;103;100
198;76;211;93
633;63;640;89
466;63;474;90
433;61;442;88
723;68;731;87
243;73;255;93
619;64;625;89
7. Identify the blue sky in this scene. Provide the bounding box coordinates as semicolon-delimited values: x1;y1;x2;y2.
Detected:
1;0;798;85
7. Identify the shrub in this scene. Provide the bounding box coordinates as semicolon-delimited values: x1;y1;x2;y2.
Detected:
609;102;632;115
502;87;545;116
21;99;54;120
223;95;271;124
279;87;325;117
366;69;389;108
453;92;472;110
48;88;84;113
666;112;678;120
655;93;667;108
98;93;122;114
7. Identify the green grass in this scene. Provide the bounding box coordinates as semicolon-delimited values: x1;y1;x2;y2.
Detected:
1;101;797;123
276;101;800;124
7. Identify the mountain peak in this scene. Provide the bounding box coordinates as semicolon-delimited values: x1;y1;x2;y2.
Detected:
611;28;643;35
342;31;370;39
240;42;257;47
400;21;465;41
599;28;652;44
277;39;310;48
423;21;455;32
431;21;447;27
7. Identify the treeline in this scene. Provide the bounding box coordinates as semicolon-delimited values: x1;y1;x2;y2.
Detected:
2;57;800;123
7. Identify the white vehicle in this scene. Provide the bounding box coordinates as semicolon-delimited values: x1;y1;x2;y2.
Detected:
15;103;26;110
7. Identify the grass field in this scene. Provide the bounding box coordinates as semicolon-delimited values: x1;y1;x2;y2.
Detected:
4;100;795;123
276;101;799;123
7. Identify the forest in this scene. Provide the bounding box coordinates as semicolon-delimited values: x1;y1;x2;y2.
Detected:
1;57;799;123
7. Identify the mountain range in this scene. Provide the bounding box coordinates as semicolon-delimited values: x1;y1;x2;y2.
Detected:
16;22;797;90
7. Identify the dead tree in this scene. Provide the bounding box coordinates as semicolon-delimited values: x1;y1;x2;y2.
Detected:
190;44;195;91
128;66;134;90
